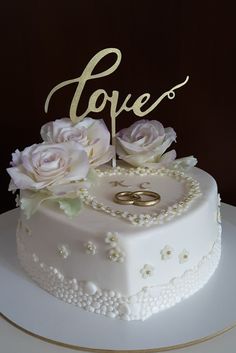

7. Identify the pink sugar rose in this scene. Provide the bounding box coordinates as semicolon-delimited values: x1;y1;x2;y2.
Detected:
7;141;89;192
40;117;114;167
116;120;176;168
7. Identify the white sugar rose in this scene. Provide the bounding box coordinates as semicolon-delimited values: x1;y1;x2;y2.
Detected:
40;117;114;167
7;141;89;192
116;120;176;167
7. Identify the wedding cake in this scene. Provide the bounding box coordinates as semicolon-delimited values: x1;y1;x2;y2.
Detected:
7;48;221;321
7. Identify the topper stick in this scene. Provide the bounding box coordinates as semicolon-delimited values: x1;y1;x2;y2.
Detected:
111;116;116;168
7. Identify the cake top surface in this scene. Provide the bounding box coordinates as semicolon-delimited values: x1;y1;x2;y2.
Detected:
24;166;215;236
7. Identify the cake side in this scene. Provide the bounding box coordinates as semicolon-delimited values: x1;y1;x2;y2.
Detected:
16;167;222;320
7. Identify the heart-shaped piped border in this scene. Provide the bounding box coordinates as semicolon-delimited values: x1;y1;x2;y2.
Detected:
79;166;202;226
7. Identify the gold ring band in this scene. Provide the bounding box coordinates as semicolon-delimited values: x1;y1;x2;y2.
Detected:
131;190;161;206
114;191;141;205
114;190;161;207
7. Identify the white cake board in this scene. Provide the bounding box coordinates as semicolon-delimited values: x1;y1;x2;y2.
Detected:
0;204;236;352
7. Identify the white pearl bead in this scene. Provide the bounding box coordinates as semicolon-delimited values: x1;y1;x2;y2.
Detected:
84;281;97;295
118;303;131;315
107;312;116;318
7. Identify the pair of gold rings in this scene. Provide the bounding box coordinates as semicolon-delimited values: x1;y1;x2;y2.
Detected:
114;190;161;207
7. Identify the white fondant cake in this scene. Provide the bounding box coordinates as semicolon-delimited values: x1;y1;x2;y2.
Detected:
6;48;221;321
16;166;221;321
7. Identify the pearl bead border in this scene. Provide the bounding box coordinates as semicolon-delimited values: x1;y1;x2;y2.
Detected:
79;166;202;226
16;229;221;321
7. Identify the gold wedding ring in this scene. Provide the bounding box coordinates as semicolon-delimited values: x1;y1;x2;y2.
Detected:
131;190;161;206
114;190;161;207
114;191;141;205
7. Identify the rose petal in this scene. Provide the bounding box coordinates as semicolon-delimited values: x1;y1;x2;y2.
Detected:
116;134;166;154
41;118;72;142
86;119;110;149
62;142;89;181
7;141;90;191
117;150;160;167
171;156;197;170
41;117;112;167
151;131;176;156
159;149;177;164
7;165;47;190
90;145;115;167
164;127;177;143
8;178;18;192
10;149;22;167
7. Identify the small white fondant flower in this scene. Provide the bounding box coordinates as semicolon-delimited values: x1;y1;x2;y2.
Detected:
116;120;176;168
40;117;114;167
179;249;189;264
107;247;125;263
140;264;154;279
105;232;118;247
84;241;96;255
160;245;173;260
57;244;71;259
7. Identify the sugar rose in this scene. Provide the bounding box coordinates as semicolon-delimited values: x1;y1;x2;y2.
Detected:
7;141;89;192
116;120;176;167
40;117;114;167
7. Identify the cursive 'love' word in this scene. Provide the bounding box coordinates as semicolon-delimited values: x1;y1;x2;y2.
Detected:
44;48;189;124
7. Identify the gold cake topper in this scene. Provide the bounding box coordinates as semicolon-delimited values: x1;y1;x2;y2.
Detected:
45;48;189;166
